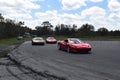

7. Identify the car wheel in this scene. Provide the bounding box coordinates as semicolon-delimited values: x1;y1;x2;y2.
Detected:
88;51;92;54
43;43;45;45
58;44;61;50
32;42;34;45
67;46;70;53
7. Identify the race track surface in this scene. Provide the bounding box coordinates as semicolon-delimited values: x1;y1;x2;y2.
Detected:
1;41;120;80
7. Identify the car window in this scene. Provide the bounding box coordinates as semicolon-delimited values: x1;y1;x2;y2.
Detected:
47;37;55;40
70;39;83;44
34;38;43;40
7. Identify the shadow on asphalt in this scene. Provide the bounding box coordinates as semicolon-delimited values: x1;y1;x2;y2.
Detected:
58;49;92;55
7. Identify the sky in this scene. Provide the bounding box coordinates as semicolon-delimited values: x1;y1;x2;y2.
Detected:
0;0;120;30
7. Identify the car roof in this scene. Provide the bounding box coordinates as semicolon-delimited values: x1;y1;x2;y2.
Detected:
47;37;55;39
68;38;79;40
47;37;54;38
33;37;43;39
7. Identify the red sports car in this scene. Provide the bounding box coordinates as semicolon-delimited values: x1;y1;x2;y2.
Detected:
57;38;91;53
46;37;57;43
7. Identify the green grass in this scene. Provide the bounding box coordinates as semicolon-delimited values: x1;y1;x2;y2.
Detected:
0;38;32;46
0;36;119;46
0;37;31;58
0;38;24;46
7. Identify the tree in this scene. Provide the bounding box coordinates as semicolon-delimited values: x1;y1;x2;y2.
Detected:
35;21;53;36
55;24;61;35
0;15;31;39
78;23;95;37
55;24;72;36
18;21;24;26
70;24;77;36
42;21;53;28
0;13;4;20
97;27;108;36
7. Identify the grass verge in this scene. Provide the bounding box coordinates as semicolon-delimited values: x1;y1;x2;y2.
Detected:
0;38;31;58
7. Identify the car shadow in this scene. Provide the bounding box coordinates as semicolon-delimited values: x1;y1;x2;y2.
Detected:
71;51;92;55
59;49;92;55
31;44;45;46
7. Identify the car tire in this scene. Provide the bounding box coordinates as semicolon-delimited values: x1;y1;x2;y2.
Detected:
58;44;61;50
46;41;48;44
67;46;70;53
32;42;34;45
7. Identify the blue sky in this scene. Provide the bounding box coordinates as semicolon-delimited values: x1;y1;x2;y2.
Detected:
0;0;120;30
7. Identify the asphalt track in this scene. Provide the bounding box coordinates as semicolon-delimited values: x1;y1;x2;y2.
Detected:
13;41;119;80
4;41;120;80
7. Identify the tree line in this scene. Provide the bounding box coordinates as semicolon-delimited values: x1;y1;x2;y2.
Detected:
0;13;31;39
34;21;120;37
0;13;120;39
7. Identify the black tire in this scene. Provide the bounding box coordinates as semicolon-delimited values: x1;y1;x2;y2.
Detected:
43;43;45;45
46;41;48;44
67;46;70;53
88;51;92;54
32;42;34;45
58;44;61;50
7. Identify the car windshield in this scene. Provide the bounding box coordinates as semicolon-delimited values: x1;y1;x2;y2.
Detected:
47;37;55;40
34;37;43;40
69;38;83;44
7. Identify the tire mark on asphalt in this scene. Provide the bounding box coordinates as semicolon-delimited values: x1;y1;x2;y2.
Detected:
0;57;31;80
17;64;45;80
0;56;67;80
8;54;68;80
6;63;23;80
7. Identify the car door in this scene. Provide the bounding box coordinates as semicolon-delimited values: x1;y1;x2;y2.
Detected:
61;39;68;50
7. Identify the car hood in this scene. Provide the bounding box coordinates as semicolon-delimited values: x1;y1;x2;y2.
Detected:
47;39;56;41
33;40;44;42
71;43;91;47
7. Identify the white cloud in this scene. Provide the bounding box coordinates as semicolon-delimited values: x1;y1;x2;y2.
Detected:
5;13;32;20
0;0;41;21
35;10;81;27
60;13;81;25
0;0;40;12
35;10;59;22
0;0;120;30
61;0;104;10
108;12;120;29
107;0;120;30
81;6;108;29
108;0;120;12
81;6;106;17
0;0;44;29
29;0;44;2
109;13;120;21
90;0;103;2
61;0;87;10
26;10;82;29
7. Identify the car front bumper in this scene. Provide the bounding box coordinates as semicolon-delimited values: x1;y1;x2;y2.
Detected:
32;42;45;45
70;47;91;52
